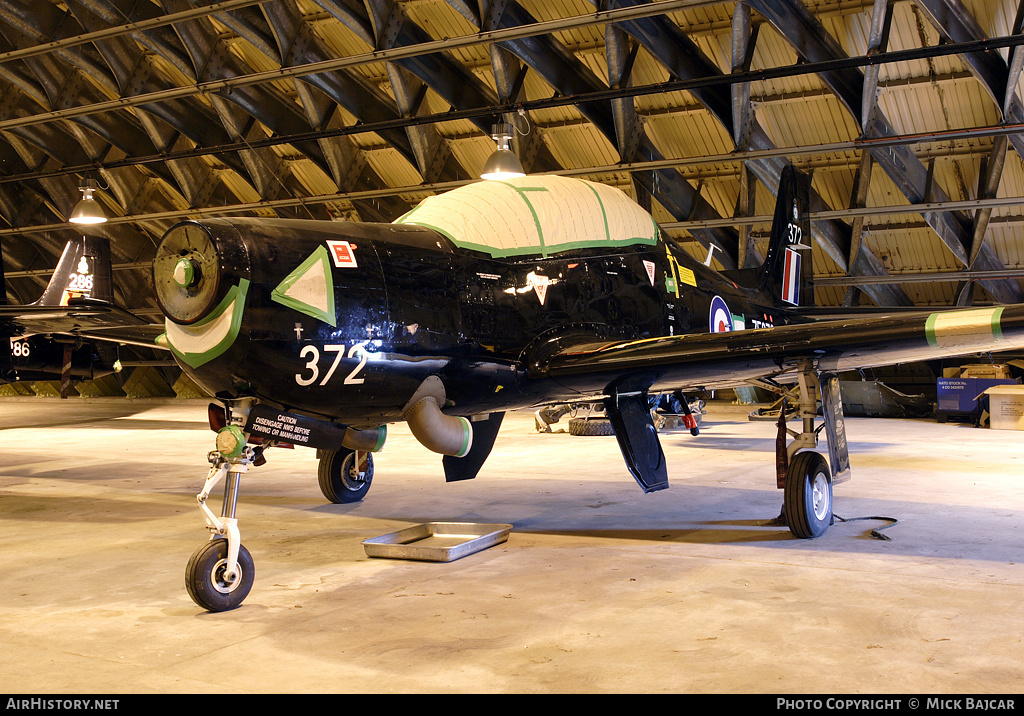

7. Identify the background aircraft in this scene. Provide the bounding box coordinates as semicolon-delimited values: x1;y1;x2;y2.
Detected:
0;236;166;395
146;166;1024;612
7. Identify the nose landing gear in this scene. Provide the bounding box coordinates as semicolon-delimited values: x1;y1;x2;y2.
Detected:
183;399;268;612
185;444;257;612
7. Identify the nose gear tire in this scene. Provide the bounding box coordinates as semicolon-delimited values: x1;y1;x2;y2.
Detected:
185;537;255;612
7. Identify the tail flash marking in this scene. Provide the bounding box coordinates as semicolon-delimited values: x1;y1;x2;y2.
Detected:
781;248;802;306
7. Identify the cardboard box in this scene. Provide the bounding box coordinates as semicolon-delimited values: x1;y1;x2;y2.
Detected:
982;385;1024;430
960;363;1012;379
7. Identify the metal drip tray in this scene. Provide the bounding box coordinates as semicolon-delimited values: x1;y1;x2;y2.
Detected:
362;522;512;562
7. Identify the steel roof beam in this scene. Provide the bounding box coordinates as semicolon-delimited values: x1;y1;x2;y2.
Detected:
910;0;1024;289
748;0;1022;304
477;0;743;269
599;0;909;305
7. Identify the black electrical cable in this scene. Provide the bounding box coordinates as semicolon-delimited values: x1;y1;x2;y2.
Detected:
834;514;900;541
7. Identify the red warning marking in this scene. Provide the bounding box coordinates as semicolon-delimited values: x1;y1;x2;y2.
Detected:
327;240;358;268
643;260;656;286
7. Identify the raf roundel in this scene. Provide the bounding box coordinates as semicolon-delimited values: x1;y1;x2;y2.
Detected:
709;295;733;333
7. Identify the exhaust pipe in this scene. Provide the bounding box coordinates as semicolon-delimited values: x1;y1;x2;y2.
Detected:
402;376;473;458
341;426;387;452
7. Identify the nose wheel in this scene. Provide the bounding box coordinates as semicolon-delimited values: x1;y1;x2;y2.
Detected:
184;406;266;612
185;537;254;612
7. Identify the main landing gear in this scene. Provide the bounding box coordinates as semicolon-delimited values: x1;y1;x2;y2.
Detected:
769;363;852;539
318;447;374;503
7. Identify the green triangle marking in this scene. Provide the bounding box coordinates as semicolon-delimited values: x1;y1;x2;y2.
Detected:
271;245;336;327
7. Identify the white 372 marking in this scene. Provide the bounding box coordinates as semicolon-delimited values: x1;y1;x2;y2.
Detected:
786;222;802;245
295;344;368;387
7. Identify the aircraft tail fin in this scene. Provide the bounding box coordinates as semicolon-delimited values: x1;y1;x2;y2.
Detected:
759;164;813;308
34;236;114;307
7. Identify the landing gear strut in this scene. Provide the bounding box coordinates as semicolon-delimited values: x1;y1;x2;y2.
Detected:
771;363;851;539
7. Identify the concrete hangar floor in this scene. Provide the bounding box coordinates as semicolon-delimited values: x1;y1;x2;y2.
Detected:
0;397;1020;694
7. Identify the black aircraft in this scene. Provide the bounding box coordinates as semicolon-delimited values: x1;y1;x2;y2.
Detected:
149;166;1024;611
0;236;164;392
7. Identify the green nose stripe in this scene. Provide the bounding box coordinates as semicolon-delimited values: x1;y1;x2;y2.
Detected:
164;279;250;369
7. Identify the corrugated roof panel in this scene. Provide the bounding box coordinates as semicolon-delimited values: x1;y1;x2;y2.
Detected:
687;31;732;76
364;147;428;189
448;136;497;179
629;45;672;89
803;158;858;212
543;124;621;169
755;94;860;148
644;108;734;160
863;224;965;273
984;223;1024;269
878;81;1002;135
664;3;734;34
403;0;479;43
517;0;594;23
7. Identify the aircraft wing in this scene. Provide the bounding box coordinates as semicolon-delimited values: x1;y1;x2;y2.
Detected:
0;298;167;350
528;304;1024;393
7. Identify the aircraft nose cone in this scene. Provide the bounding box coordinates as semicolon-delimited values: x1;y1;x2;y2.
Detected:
154;222;222;324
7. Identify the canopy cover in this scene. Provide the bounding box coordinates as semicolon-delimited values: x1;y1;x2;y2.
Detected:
393;175;659;258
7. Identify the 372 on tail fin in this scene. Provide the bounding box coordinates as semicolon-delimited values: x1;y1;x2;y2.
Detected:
760;164;813;308
35;236;114;307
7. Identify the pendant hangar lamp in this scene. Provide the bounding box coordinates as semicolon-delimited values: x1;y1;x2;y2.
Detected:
480;123;525;180
69;179;107;225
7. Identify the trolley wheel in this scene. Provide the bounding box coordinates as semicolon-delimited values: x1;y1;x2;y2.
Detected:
568;417;615;436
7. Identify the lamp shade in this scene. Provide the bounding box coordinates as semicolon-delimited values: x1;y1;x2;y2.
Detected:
70;184;107;225
480;149;525;180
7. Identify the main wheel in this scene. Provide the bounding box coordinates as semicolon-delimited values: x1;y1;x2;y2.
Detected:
568;417;615;436
185;538;254;612
783;451;833;539
318;448;373;503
